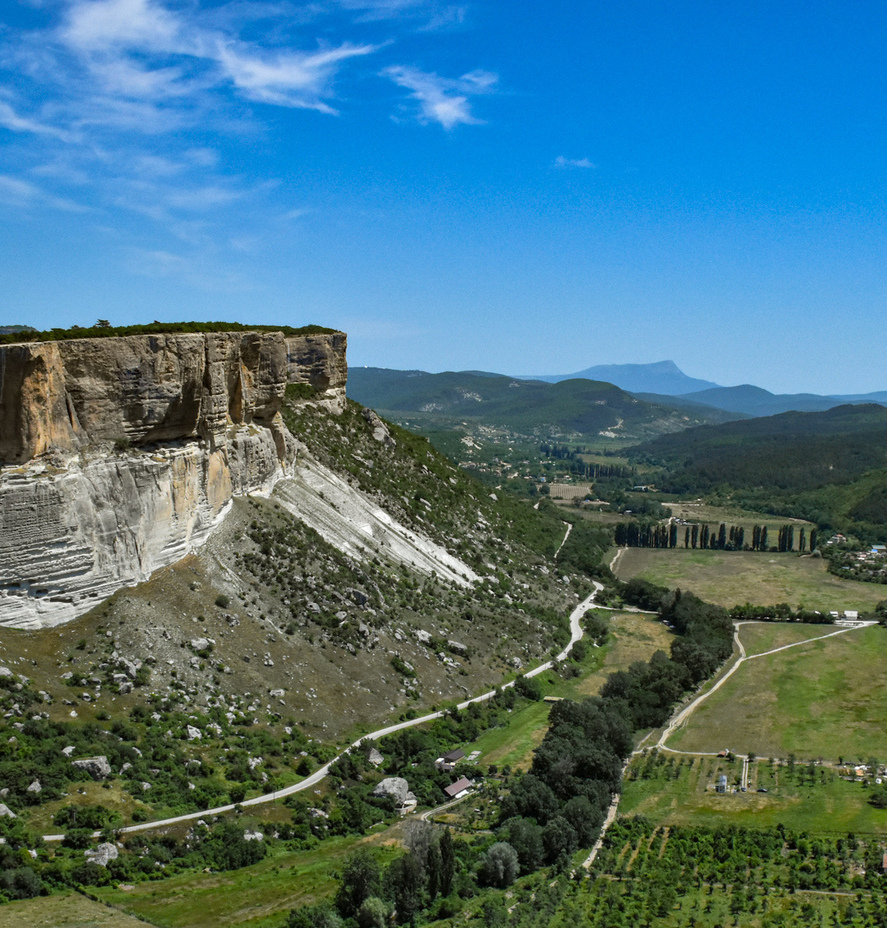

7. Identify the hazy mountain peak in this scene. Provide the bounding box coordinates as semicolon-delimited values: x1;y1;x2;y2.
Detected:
519;360;721;395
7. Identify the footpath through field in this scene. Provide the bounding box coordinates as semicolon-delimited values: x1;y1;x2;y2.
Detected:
655;619;876;756
44;551;602;842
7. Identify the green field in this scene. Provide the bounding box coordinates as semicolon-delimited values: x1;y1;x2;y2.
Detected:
668;624;887;760
621;752;887;836
469;611;675;771
614;547;887;612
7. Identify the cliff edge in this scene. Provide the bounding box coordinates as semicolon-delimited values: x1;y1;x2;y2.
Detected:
0;330;347;628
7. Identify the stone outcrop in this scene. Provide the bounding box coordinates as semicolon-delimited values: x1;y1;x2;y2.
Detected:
71;756;112;780
0;330;347;628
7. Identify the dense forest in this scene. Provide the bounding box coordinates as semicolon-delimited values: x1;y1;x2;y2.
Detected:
631;405;887;542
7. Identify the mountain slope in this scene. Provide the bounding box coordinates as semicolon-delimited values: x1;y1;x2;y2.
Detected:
679;384;885;417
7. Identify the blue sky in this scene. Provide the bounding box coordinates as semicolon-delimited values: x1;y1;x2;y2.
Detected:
1;1;886;394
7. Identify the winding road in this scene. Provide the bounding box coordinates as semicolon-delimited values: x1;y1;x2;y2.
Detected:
44;541;602;842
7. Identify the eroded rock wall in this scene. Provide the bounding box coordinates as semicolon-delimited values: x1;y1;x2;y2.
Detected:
0;330;347;628
0;331;347;463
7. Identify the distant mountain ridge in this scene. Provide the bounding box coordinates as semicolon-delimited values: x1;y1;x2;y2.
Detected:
520;360;721;395
347;366;739;443
675;385;887;417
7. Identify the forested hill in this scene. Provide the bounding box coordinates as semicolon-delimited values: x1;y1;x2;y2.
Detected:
347;367;737;442
631;404;887;540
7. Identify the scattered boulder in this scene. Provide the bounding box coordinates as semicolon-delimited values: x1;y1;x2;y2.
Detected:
368;748;384;767
26;779;41;795
243;830;264;842
72;756;112;780
0;804;16;819
85;843;119;867
186;726;201;741
362;408;396;448
372;777;416;807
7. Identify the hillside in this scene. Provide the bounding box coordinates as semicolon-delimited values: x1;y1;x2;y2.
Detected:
0;329;615;852
632;403;887;540
678;384;887;417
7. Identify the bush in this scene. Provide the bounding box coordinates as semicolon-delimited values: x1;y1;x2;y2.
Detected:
480;841;519;888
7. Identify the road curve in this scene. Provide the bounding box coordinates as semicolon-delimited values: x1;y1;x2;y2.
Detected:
44;580;603;842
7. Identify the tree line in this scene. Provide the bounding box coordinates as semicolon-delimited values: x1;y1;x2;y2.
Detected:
614;521;818;552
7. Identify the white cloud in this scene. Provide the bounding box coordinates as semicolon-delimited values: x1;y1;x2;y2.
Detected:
61;0;182;54
554;156;596;169
384;65;496;128
214;40;376;110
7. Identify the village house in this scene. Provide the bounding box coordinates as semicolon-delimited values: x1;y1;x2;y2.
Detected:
444;777;473;800
435;748;466;772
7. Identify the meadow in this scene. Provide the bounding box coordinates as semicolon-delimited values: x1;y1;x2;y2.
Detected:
667;623;887;760
613;547;887;612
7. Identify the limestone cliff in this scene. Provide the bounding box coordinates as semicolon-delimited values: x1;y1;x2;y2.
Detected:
0;330;347;628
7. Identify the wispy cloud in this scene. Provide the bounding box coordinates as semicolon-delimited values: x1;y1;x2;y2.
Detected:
0;174;88;212
336;0;466;29
0;101;78;142
0;0;499;290
384;65;496;128
554;156;596;169
214;40;376;110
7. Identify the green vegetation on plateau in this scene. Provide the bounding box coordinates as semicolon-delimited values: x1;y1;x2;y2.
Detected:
0;320;340;345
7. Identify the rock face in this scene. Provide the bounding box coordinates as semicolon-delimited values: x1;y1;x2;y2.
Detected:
0;330;347;628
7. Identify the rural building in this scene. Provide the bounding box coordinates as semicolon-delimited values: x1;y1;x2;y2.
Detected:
444;777;473;800
436;748;466;772
716;775;728;794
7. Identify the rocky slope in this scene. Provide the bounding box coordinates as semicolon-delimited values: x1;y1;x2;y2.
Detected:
0;330;347;628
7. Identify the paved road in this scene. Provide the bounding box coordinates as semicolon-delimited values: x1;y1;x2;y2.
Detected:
44;577;603;842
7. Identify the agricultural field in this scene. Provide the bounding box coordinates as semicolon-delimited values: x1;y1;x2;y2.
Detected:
614;547;887;612
95;835;402;928
667;623;887;760
621;751;887;837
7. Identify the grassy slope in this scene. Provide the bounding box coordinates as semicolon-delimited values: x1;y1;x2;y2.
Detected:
613;547;886;612
669;624;887;760
0;892;153;928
